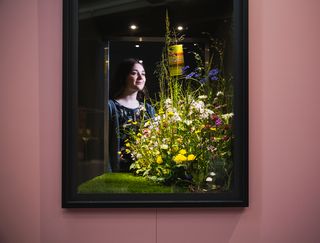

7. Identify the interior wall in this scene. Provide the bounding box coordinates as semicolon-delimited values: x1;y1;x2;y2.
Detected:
1;0;320;242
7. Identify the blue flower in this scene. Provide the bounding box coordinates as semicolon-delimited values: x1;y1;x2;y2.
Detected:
181;65;190;74
194;73;200;78
186;72;196;79
208;68;219;81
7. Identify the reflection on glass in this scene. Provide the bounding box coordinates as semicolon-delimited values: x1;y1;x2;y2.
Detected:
78;0;234;193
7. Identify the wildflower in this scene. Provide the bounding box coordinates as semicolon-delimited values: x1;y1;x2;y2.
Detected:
216;91;224;96
184;120;192;125
173;154;187;163
125;149;130;153
181;65;190;74
209;172;216;176
206;177;213;182
187;154;196;161
207;145;216;152
117;151;122;155
198;95;207;99
132;121;138;125
208;68;219;81
156;156;163;164
210;127;216;131
139;105;146;112
167;111;174;116
125;143;131;147
179;149;187;155
144;120;151;127
164;98;172;107
215;118;223;126
160;144;169;150
221;113;234;120
186;72;196;79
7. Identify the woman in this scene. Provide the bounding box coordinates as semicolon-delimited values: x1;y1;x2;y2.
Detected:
108;58;155;172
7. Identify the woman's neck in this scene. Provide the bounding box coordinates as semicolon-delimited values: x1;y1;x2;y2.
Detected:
115;92;140;109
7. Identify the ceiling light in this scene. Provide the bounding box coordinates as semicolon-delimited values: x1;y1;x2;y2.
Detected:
177;26;184;31
130;24;138;30
135;44;140;48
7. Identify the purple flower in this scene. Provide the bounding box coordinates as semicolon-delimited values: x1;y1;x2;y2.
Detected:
182;65;190;74
208;68;219;81
186;72;196;79
215;118;223;126
194;73;200;78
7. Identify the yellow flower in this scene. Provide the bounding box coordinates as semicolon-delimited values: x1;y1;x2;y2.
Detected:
156;156;163;164
179;149;187;155
125;149;130;153
187;154;196;161
137;133;142;137
210;127;217;131
127;119;132;123
132;121;138;125
125;143;131;147
117;151;122;155
167;111;174;116
173;154;187;163
195;130;201;134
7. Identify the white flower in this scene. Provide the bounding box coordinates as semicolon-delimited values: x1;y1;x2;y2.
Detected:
160;144;169;150
164;98;172;108
216;91;224;96
198;95;207;99
184;120;192;125
206;177;213;182
191;100;205;110
139;105;146;111
221;113;234;120
209;172;216;176
154;115;161;122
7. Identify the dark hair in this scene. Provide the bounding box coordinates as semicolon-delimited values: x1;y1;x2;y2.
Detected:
109;58;148;100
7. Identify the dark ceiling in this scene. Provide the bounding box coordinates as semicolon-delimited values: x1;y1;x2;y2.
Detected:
79;0;233;39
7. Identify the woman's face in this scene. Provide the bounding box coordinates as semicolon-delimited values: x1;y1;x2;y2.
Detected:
125;63;146;93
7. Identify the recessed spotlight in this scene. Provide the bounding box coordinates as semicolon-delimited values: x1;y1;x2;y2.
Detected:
135;44;140;48
138;60;143;64
130;24;138;30
177;26;184;31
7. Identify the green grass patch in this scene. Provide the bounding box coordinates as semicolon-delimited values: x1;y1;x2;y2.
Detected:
78;173;187;193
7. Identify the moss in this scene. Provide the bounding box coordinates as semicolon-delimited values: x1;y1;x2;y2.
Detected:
78;173;186;193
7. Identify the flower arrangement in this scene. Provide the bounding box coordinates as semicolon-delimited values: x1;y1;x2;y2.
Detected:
121;13;234;192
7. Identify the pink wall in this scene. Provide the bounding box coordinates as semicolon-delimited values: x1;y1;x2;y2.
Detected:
1;0;320;242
